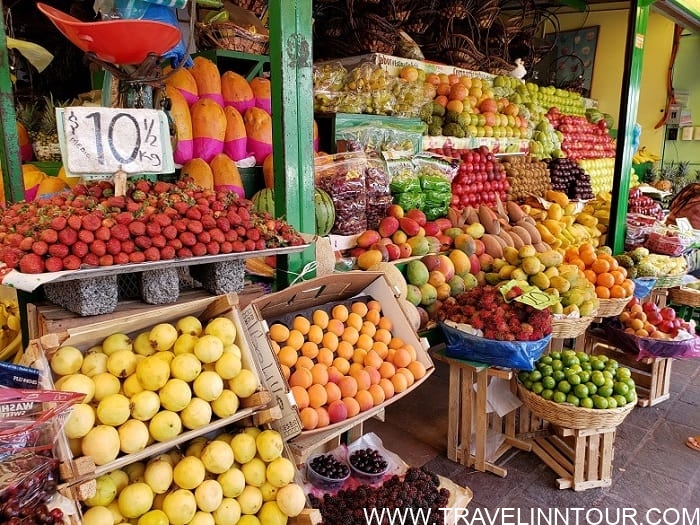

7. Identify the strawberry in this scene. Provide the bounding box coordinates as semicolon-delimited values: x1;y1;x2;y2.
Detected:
110;224;130;241
177;247;193;258
173;219;188;233
197;231;211;244
246;228;261;241
238;207;251;222
187;221;203;235
120;240;135;254
101;217;116;229
179;231;197;247
160;246;176;260
49;216;67;231
67;215;83;231
167;238;183;250
5;233;22;248
106;238;122;255
130;190;147;203
48;243;70;258
152;214;172;227
135;236;152;250
244;239;256;251
153;181;171;194
162;225;178;240
186;207;202;221
19;253;44;274
115;212;133;225
146;223;162;237
95;226;111;241
135;179;152;193
1;248;21;269
143;247;160;261
126;201;142;213
104;196;126;209
31;241;49;256
19;237;34;252
114;252;130;265
227;211;242;225
90;240;107;257
151;235;167;249
71;184;88;196
78;229;95;244
232;240;246;252
224;230;238;242
209;228;225;244
62;255;82;270
173;201;189;215
220;241;233;254
81;213;102;232
128;221;146;236
255;239;266;250
98;254;114;266
129;251;146;264
58;228;78;246
44;256;64;273
71;241;89;258
206;242;220;255
200;215;217;230
192;243;207;257
215;217;230;233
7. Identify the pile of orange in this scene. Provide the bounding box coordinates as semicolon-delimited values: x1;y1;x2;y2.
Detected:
268;300;427;431
564;243;635;299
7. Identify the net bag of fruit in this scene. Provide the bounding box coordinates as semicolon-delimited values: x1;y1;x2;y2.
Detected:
603;320;700;360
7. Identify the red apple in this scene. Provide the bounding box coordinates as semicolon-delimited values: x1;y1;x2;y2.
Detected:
660;307;676;321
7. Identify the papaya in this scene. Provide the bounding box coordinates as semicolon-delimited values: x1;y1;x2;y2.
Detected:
249;76;271;114
165;85;193;165
313;119;319;152
210;153;244;199
243;107;273;164
17;122;33;162
221;71;255;113
262;153;274;189
191;98;226;163
57;166;80;189
36;176;69;198
189;56;222;105
181;158;214;190
163;65;199;105
223;106;248;162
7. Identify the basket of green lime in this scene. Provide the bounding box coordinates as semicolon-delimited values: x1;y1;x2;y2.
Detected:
517;349;636;429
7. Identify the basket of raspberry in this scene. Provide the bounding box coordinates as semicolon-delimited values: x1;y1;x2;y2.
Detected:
437;284;553;371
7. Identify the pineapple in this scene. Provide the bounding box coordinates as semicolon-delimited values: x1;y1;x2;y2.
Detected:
15;99;39;136
33;95;63;162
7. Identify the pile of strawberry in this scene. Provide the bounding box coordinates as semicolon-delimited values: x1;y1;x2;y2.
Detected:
0;179;305;274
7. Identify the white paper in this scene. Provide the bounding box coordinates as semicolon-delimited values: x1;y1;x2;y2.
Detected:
485;377;522;418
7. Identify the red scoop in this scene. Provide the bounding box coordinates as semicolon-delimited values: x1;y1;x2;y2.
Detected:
37;2;181;65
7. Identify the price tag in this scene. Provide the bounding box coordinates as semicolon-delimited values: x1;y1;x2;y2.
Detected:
676;217;693;233
58;107;174;176
500;279;558;311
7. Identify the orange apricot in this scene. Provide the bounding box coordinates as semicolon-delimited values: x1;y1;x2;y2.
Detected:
291;385;309;409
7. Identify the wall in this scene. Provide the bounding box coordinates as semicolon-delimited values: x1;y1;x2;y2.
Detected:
549;8;674;156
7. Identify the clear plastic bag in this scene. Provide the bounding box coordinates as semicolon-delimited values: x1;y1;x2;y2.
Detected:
0;452;61;521
313;61;347;92
315;152;368;235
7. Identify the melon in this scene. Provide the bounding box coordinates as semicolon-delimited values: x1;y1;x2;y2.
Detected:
251;188;335;235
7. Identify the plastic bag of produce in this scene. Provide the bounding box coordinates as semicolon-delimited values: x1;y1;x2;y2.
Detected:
365;155;390;198
0;452;61;517
421;191;451;221
366;195;393;231
315;152;368;235
604;320;700;360
387;158;420;194
414;151;460;183
440;322;551;371
313;61;347;91
393;191;424;211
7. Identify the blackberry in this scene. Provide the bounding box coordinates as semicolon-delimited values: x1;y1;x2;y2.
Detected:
309;454;350;479
349;448;388;474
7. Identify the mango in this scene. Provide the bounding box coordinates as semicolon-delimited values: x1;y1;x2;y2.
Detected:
357;249;383;270
503;246;521;266
536;250;563;268
418;283;437;306
448;275;466;296
448;249;470;276
407;236;430;256
406;260;429;286
547;203;563;221
406;284;422;306
529;272;550;290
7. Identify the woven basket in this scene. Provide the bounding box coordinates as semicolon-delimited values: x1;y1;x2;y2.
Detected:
654;273;685;289
669;286;700;307
196;22;269;55
551;316;595;339
596;297;631;318
518;384;635;430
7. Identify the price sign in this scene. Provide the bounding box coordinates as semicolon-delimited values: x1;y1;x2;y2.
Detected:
500;279;558;311
58;107;174;175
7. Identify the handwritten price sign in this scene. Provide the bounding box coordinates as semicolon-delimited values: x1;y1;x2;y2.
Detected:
59;107;173;175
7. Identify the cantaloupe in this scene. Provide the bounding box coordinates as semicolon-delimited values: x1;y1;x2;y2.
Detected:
165;85;193;165
191;98;226;163
181;158;214;190
223;106;248;162
243;107;272;164
249;76;271;114
189;56;223;106
164;65;199;105
210;153;244;199
221;71;255;113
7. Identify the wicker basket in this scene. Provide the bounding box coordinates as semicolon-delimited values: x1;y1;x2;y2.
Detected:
654;273;685;289
518;384;635;430
196;22;269;55
596;297;631;318
551;316;595;339
669;286;700;307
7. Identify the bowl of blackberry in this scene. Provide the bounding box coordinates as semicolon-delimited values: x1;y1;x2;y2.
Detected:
306;453;351;490
348;447;389;483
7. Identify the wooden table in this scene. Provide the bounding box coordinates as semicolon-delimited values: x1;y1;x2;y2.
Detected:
432;346;531;477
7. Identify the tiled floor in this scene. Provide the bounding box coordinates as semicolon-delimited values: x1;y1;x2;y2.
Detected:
366;348;700;513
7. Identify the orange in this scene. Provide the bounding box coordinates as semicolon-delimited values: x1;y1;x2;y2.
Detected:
301;341;319;359
291;385;309;409
307;325;324;344
277;346;299;368
607;257;620;270
569;257;585;271
332;304;349;322
317;348;334;367
579;250;597;267
584;269;597;284
564;246;579;260
445;99;464;114
596;272;615;288
436;82;451;96
307;383;328;409
346;312;363;331
312;310;329;330
611;270;625;285
595;286;611;299
434;95;448;108
621;279;635;296
610;285;627;299
425;73;441;86
351;301;369;318
449;83;468;101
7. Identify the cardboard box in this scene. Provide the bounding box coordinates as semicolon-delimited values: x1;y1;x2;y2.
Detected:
241;271;434;441
20;293;271;486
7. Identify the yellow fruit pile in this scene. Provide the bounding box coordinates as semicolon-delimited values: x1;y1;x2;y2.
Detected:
268;300;427;431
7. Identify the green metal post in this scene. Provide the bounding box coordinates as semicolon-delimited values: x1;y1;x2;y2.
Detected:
0;0;25;203
267;0;316;288
608;0;652;254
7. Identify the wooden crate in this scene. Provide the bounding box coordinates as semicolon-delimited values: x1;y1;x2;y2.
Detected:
584;329;672;407
529;424;617;491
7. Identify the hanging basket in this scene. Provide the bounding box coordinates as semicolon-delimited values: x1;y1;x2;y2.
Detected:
195;22;269;55
596;297;631;318
669;286;700;307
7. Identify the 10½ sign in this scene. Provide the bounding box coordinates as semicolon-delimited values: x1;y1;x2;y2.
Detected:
59;107;173;175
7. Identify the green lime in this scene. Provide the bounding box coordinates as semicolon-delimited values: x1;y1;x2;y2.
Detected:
590;358;606;371
614;395;627;407
580;397;594;409
540;355;553;365
592;395;608;409
557;380;572;394
608;358;619;368
576;351;589;362
581;362;592;372
625;390;637;403
574;384;589;399
579;371;590;383
566;373;581;386
566;394;580;406
607;396;618;409
568;364;583;374
625;378;636;390
539;364;553;377
523;379;533;390
597;354;609;363
529;370;543;382
613;382;630;396
550;351;562;361
563;356;580;368
562;349;576;361
603;370;614;380
598;385;613;398
518;371;530;383
542;376;556;390
532;381;544;394
553;391;567;403
541;389;554;400
585;382;597;395
616;367;632;380
591;371;606;387
551;359;563;371
552;370;566;382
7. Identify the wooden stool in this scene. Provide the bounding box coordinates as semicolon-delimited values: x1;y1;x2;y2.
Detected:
432;347;531;477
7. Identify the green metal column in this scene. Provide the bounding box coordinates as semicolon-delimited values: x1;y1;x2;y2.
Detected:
608;0;653;254
267;0;316;287
0;0;25;203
